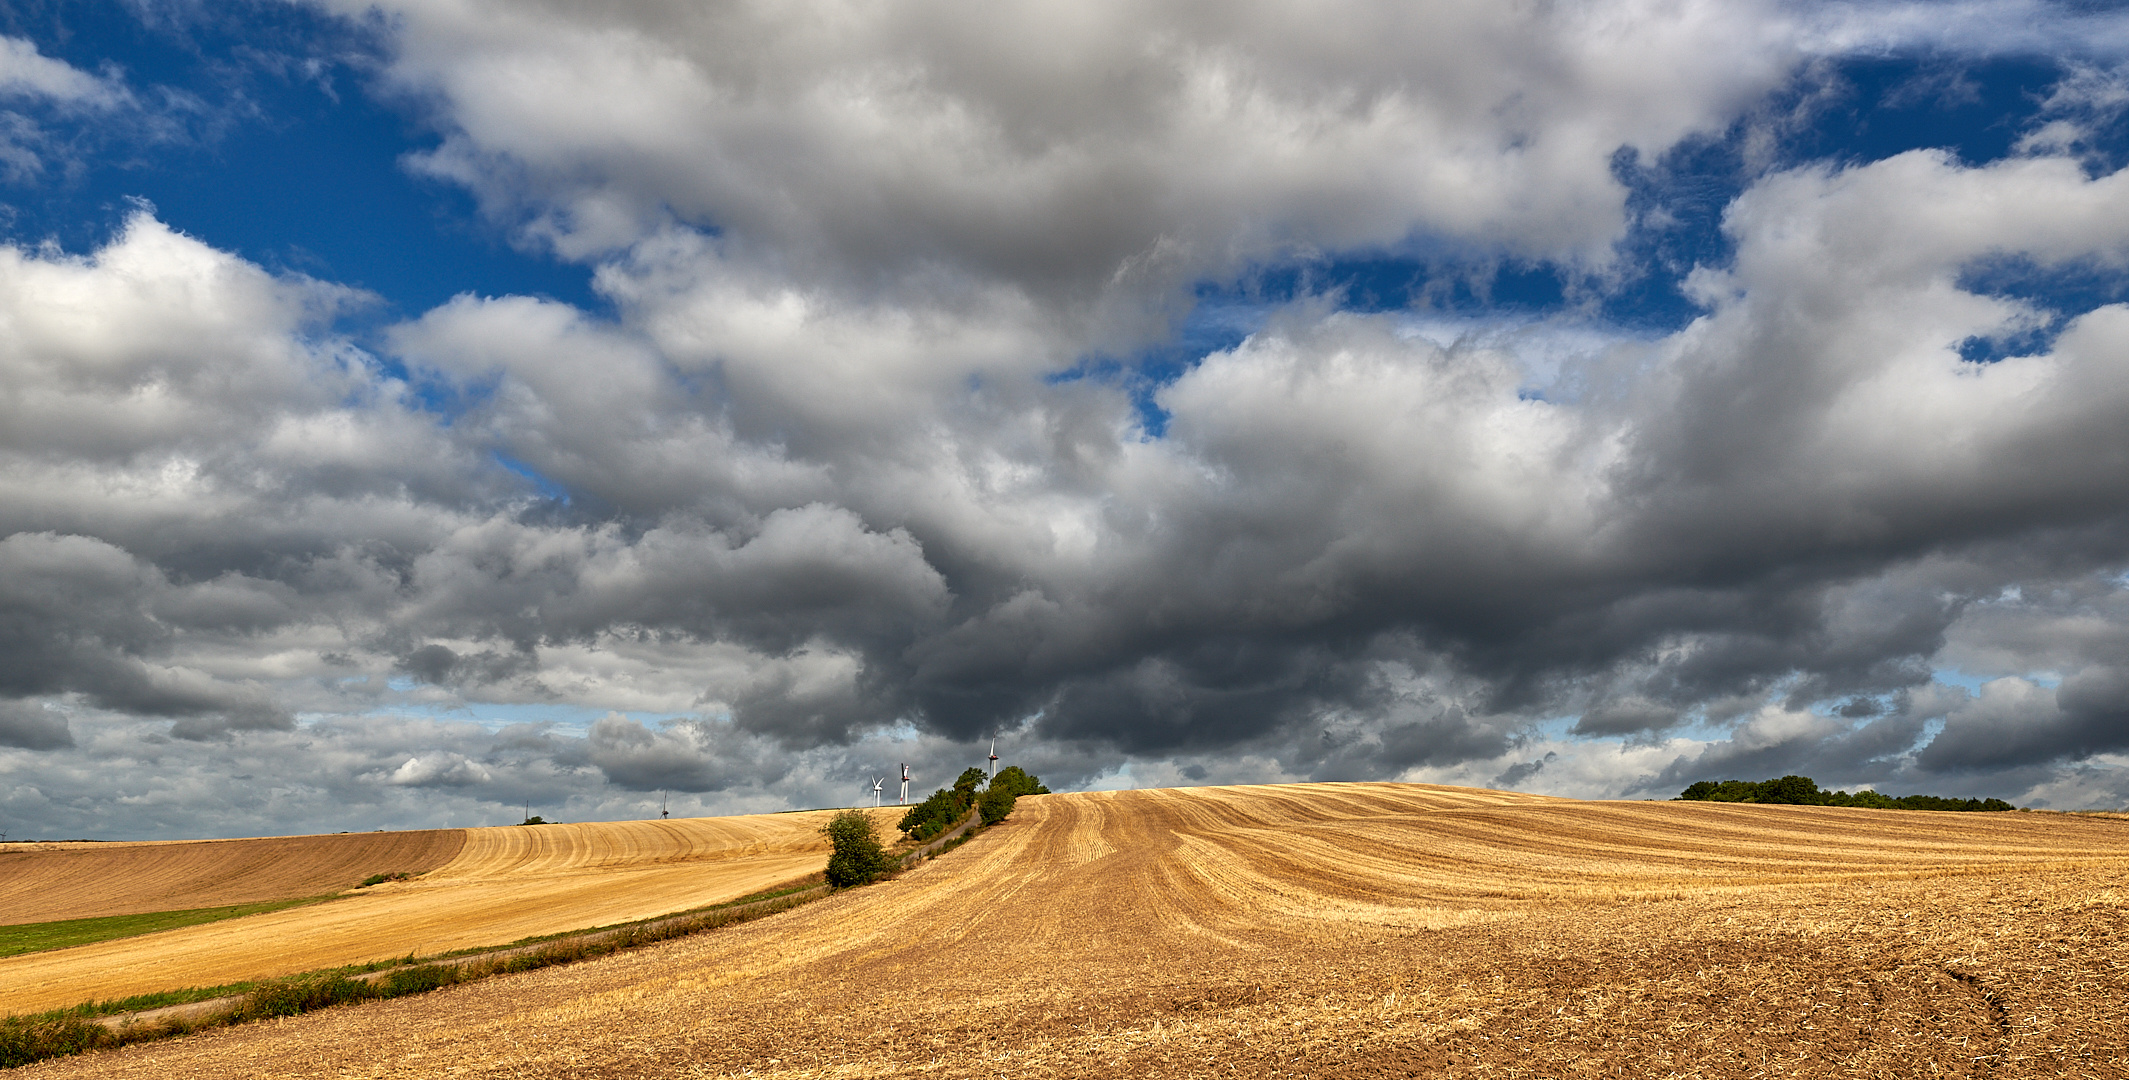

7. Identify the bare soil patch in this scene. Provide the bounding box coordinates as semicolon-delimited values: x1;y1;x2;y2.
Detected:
16;784;2128;1079
0;831;465;925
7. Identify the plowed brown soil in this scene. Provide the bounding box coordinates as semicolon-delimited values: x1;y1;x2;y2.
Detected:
0;808;902;1015
0;831;465;924
20;783;2129;1079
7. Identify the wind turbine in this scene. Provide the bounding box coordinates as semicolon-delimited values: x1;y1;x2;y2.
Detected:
988;738;999;781
660;791;669;820
871;777;885;808
899;763;911;805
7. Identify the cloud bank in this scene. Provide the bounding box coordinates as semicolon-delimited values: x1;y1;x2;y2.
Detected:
3;0;2128;838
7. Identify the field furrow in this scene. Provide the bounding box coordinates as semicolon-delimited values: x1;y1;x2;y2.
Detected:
0;807;903;1015
16;784;2129;1079
0;831;466;925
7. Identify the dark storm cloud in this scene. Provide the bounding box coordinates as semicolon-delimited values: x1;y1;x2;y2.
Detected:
584;714;787;793
0;532;294;737
395;643;537;688
1921;666;2129;771
0;700;71;750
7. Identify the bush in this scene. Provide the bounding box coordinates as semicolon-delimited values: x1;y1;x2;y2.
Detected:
978;787;1016;825
0;1016;114;1068
896;788;970;841
822;810;891;888
380;964;458;996
231;975;375;1021
989;766;1049;797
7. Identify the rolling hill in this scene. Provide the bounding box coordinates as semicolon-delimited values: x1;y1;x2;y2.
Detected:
0;807;903;1015
15;783;2129;1078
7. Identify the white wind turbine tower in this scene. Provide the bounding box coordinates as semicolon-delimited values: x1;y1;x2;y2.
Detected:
988;738;998;781
899;763;911;805
870;777;885;808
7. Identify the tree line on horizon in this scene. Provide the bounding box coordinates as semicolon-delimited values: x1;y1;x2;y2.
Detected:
1676;774;2015;811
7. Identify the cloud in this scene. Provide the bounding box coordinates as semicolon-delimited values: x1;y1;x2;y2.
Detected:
0;37;126;108
585;713;783;792
0;35;143;181
1922;669;2129;771
336;0;1804;320
383;753;493;788
10;4;2129;838
0;701;71;750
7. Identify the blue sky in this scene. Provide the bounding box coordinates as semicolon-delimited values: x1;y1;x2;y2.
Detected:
4;0;2129;838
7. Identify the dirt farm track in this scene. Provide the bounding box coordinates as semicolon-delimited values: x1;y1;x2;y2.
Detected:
17;782;2129;1079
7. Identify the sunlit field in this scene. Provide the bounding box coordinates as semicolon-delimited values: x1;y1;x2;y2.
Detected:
15;783;2125;1079
0;808;902;1016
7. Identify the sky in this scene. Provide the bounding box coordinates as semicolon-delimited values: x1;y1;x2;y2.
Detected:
4;0;2129;840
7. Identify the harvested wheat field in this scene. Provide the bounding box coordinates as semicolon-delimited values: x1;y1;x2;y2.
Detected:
0;830;465;925
0;808;903;1016
20;782;2129;1079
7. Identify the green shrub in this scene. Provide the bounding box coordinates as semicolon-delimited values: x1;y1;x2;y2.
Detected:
896;788;970;841
380;964;458;996
989;766;1049;797
231;975;375;1021
978;787;1016;825
822;810;891;888
0;1015;115;1068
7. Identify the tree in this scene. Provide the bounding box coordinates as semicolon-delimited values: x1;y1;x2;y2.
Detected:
1758;775;1822;804
822;810;890;888
953;767;988;796
896;787;969;841
1676;775;2015;811
989;766;1049;798
978;786;1016;825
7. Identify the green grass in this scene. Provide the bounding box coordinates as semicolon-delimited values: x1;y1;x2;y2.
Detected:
0;821;1013;1070
0;884;837;1070
19;875;835;1023
0;897;339;960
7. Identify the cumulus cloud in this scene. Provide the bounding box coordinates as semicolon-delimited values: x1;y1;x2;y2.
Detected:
7;2;2129;838
383;752;493;788
334;0;1803;324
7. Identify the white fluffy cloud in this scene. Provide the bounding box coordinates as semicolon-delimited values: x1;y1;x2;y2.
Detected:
335;0;1801;323
6;2;2129;838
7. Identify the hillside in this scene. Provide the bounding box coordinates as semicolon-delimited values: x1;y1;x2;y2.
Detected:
0;831;466;925
18;782;2128;1078
0;808;903;1016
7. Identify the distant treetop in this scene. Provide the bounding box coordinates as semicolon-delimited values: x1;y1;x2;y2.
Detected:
1676;775;2013;811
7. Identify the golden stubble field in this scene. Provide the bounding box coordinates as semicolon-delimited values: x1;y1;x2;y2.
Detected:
0;807;905;1015
0;830;466;924
19;782;2129;1079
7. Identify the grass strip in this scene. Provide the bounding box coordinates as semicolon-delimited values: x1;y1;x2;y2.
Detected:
0;883;828;1070
2;817;1002;1069
23;874;836;1024
0;897;339;960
